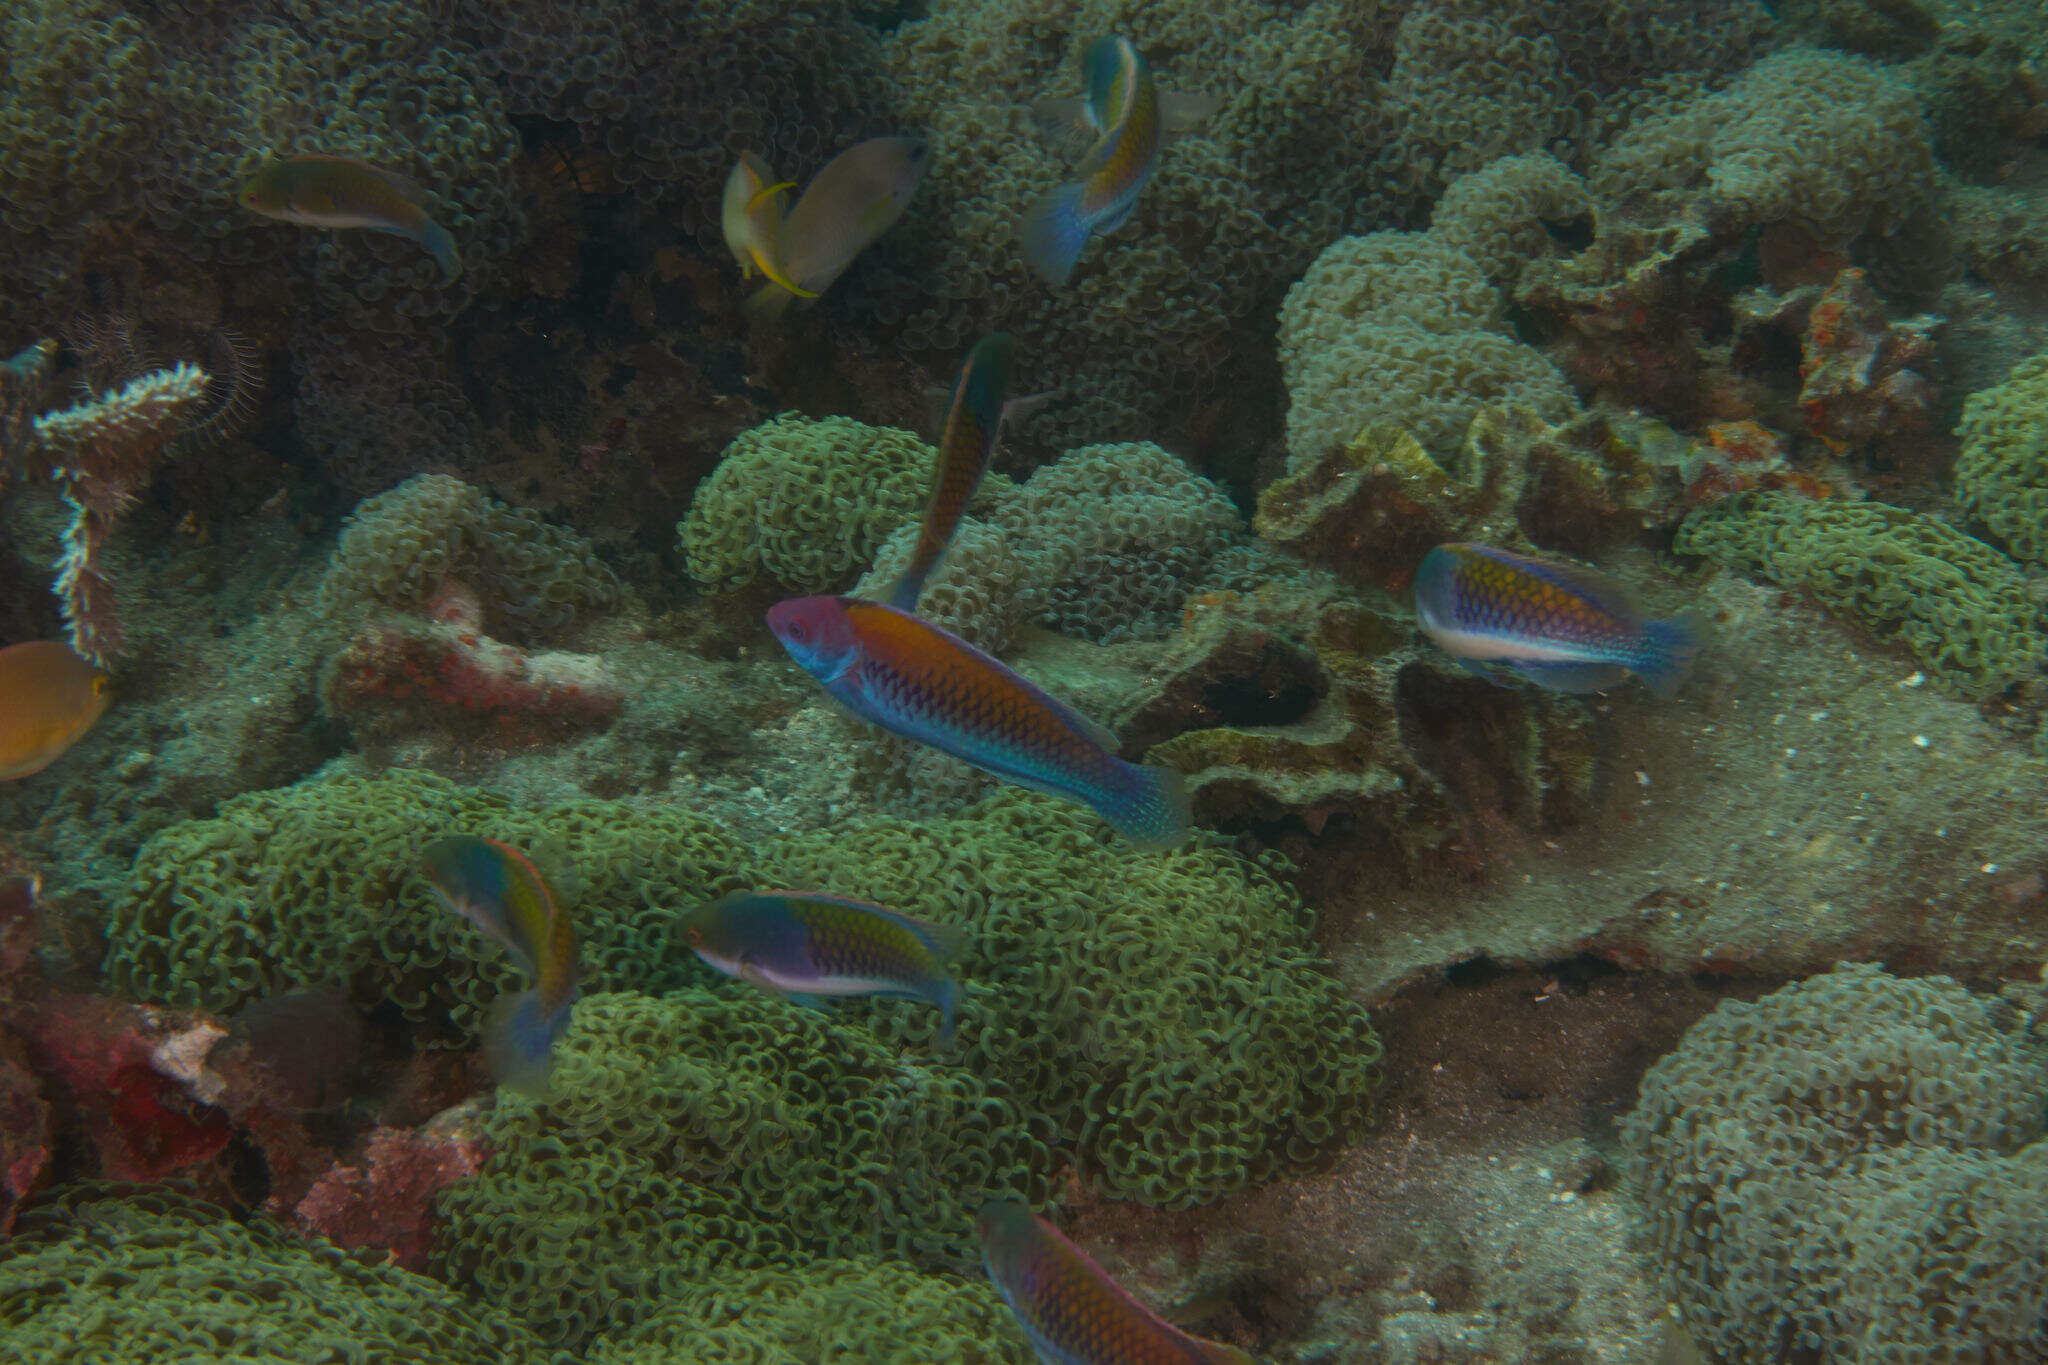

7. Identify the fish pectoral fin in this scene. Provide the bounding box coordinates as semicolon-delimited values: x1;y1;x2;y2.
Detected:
1028;96;1099;150
1160;91;1222;137
1000;390;1059;424
747;180;797;214
734;959;782;995
1505;660;1630;694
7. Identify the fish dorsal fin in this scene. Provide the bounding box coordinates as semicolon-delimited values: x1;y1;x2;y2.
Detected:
798;891;969;963
1469;544;1642;621
298;153;430;205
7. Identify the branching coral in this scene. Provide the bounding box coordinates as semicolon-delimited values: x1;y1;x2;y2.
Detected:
0;340;211;663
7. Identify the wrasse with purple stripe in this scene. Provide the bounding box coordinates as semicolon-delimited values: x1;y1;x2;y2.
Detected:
680;890;965;1041
979;1200;1255;1365
1414;543;1701;696
892;333;1016;612
422;835;580;1096
768;596;1188;848
1019;36;1217;285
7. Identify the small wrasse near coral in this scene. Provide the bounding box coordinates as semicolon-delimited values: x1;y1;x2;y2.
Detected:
979;1200;1255;1364
891;332;1016;612
680;890;965;1041
239;154;461;279
720;151;811;297
1020;36;1217;286
0;641;110;781
420;835;579;1094
749;135;930;316
769;596;1188;848
1414;543;1701;696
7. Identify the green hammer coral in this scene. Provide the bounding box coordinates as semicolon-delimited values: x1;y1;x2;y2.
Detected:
432;989;1051;1350
1675;491;2046;699
0;1183;550;1364
760;788;1385;1208
102;768;759;1036
584;1257;1033;1364
679;413;934;592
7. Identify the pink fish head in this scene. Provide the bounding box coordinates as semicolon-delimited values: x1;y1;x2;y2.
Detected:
767;595;862;681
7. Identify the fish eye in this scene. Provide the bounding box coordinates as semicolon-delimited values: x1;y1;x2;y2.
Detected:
788;621;807;642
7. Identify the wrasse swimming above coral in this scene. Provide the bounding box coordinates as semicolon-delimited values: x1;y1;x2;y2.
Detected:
747;136;930;317
0;641;110;781
768;596;1189;848
720;151;812;298
1020;35;1218;286
680;890;965;1042
979;1200;1255;1364
1415;543;1701;696
239;153;461;279
421;835;579;1095
891;332;1018;612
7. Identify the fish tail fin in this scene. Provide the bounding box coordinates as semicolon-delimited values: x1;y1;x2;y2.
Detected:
744;279;800;322
484;988;574;1097
1101;760;1191;850
1018;181;1095;285
1635;609;1703;698
887;569;928;614
418;217;461;280
931;977;959;1047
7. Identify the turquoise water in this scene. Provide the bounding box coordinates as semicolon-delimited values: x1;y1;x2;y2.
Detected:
0;2;2045;1361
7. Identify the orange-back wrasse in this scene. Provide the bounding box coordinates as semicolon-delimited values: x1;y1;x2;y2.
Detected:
1019;36;1217;286
748;136;930;317
768;596;1188;848
680;890;965;1042
979;1200;1256;1364
240;153;461;279
720;151;812;297
890;332;1016;611
0;641;109;781
421;835;579;1094
1414;543;1701;696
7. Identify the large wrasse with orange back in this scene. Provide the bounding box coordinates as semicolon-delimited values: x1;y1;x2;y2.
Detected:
979;1201;1256;1364
0;641;109;781
240;154;460;279
421;835;579;1095
768;596;1188;849
1414;543;1701;696
1019;36;1216;285
890;332;1015;612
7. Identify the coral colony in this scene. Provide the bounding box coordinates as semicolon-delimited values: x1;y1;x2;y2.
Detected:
2;3;2047;1363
